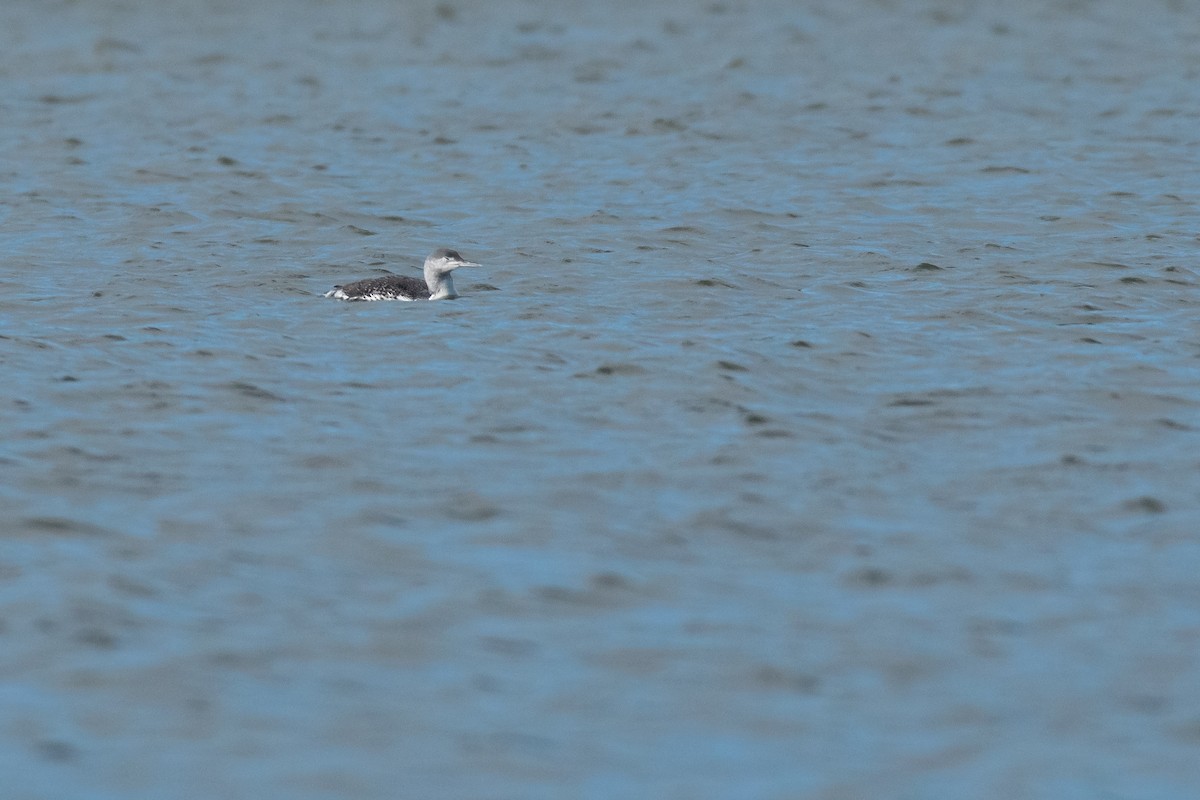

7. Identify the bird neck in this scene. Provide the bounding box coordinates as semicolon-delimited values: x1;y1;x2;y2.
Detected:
425;269;458;300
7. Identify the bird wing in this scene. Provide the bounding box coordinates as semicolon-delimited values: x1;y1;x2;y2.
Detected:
336;274;429;300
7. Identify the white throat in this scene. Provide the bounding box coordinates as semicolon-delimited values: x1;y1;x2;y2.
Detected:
425;269;458;300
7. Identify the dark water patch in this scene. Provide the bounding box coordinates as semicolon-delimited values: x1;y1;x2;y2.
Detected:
588;363;646;377
846;566;893;587
11;338;53;350
1123;496;1166;513
223;382;285;402
301;455;349;470
513;43;560;62
740;409;769;425
94;37;141;54
753;665;819;694
888;397;937;407
443;492;501;522
981;165;1031;174
1164;275;1196;286
344;225;377;236
695;278;737;288
540;587;600;606
692;510;779;540
34;740;79;763
459;731;555;757
122;379;173;393
56;446;123;463
479;636;538;657
1169;721;1200;744
131;168;189;183
679;396;735;415
38;94;95;105
1123;694;1168;716
20;517;114;536
791;340;813;348
573;60;615;82
864;177;931;188
535;575;637;609
109;575;159;598
76;628;118;649
353;510;408;528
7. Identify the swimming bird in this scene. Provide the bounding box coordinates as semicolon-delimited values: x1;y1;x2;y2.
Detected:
324;248;480;301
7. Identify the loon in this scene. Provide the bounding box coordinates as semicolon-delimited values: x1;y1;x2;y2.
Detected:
324;248;479;301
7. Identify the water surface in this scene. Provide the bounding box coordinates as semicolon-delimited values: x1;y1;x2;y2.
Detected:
2;1;1199;797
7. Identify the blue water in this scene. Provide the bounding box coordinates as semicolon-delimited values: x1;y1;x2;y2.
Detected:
2;1;1199;797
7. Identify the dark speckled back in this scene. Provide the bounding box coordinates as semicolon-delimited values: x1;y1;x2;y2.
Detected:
337;274;430;300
